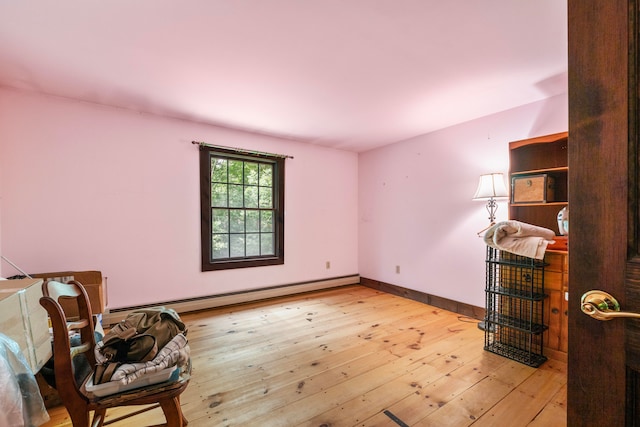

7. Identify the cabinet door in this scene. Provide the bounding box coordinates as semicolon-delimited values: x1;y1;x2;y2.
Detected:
560;287;568;353
543;252;567;354
545;290;563;351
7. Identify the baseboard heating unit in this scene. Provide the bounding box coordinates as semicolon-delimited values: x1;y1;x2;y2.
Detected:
102;274;360;325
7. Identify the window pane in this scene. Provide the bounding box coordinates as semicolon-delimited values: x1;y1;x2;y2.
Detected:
211;183;227;207
259;187;273;208
245;162;259;185
230;234;245;257
211;158;227;183
212;209;229;233
229;160;244;184
246;210;259;232
245;186;258;208
229;184;244;208
211;234;229;259
246;233;260;256
230;210;245;233
261;233;274;255
259;164;273;187
260;211;273;232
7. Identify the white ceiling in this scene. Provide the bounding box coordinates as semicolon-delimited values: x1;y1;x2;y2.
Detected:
0;1;567;152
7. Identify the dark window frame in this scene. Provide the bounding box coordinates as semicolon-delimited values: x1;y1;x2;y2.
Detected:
199;146;285;271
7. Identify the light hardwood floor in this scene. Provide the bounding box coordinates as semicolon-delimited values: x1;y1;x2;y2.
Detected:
41;285;567;426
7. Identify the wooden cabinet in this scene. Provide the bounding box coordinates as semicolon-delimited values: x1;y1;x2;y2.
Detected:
509;131;569;358
509;131;568;234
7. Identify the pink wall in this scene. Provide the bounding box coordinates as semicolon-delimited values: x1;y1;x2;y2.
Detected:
0;89;358;308
358;94;568;308
0;87;567;311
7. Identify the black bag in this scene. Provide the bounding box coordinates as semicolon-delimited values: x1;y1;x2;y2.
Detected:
100;319;159;363
93;307;186;384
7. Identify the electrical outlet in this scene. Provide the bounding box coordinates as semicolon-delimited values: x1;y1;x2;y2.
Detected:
395;265;400;274
326;261;331;269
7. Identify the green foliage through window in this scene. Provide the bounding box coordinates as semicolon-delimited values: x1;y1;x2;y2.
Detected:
200;146;285;270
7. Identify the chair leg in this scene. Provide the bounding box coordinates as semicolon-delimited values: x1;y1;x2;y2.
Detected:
176;395;188;426
159;396;185;427
66;404;91;427
92;408;107;427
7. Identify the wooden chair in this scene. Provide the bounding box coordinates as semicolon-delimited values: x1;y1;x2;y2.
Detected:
40;279;190;427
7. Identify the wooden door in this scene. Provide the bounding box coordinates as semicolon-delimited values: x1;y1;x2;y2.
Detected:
568;0;640;425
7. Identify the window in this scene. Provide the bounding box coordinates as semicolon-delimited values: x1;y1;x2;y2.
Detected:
199;146;285;270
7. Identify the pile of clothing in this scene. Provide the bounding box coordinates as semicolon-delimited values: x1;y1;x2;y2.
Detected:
94;307;190;386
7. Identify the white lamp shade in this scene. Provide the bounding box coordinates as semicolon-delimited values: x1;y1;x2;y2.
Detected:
473;173;509;200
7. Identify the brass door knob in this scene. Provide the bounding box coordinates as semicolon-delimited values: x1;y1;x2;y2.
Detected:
581;290;640;321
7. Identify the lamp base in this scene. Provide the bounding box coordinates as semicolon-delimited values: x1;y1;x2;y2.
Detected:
477;320;495;333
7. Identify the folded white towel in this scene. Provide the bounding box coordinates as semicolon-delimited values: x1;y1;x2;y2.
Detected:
484;220;556;260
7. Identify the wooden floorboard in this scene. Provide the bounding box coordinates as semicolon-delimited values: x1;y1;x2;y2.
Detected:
40;285;567;427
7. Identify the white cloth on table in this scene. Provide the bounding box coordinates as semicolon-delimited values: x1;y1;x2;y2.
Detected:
0;334;50;427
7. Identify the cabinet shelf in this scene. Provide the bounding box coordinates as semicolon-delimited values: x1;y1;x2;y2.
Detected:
510;201;567;207
486;285;546;301
511;166;568;176
509;132;568;233
485;311;548;334
484;342;548;368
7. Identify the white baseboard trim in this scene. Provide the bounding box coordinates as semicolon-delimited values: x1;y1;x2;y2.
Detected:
102;274;360;325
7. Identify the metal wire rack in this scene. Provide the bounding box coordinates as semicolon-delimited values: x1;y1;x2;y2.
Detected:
484;246;548;367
